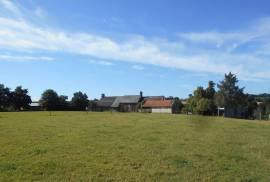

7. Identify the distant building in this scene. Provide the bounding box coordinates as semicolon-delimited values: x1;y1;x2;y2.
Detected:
142;99;173;113
96;93;142;112
111;95;142;112
30;101;42;111
96;96;117;111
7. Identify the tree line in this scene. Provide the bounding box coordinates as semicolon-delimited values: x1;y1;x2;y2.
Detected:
39;89;89;111
0;84;32;111
1;72;269;119
0;84;89;111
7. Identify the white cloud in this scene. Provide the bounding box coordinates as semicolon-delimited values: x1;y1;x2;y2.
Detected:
0;0;22;18
0;1;270;81
0;54;54;62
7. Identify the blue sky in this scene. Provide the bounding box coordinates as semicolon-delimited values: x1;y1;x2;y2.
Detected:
0;0;270;100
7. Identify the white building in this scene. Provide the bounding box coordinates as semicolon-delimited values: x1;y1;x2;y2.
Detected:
142;99;173;113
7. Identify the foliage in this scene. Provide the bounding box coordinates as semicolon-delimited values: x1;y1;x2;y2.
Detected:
0;84;11;111
186;73;259;119
244;95;258;119
39;90;72;111
215;72;256;118
185;81;216;115
11;86;32;111
58;95;69;110
39;89;60;111
70;91;89;110
205;81;216;99
172;98;184;114
216;72;246;108
196;98;216;115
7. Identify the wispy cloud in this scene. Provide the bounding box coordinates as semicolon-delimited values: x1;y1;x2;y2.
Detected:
0;0;22;18
132;65;145;70
89;59;114;66
0;54;54;62
0;1;270;81
178;18;270;50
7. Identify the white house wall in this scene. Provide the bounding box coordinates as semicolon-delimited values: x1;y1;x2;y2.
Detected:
151;108;172;113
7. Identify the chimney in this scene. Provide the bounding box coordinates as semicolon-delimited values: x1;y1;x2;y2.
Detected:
140;91;143;98
101;93;105;99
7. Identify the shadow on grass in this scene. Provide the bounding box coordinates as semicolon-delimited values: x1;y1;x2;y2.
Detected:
186;115;216;131
0;115;7;119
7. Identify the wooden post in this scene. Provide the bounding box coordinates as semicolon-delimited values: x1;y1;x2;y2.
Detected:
86;107;89;114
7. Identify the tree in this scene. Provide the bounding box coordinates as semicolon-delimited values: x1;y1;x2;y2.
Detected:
216;72;246;108
0;84;11;111
205;81;216;99
196;98;215;115
185;81;216;115
39;89;59;111
172;98;184;114
213;73;259;119
70;92;89;110
11;86;32;111
193;86;206;100
58;95;69;110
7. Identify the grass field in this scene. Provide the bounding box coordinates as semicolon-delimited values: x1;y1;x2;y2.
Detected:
0;112;270;181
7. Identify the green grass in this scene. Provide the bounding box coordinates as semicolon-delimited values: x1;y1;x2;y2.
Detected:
0;112;270;181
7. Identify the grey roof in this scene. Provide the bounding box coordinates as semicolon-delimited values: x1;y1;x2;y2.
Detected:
144;96;165;100
97;97;117;107
111;95;141;108
30;102;40;107
97;95;141;108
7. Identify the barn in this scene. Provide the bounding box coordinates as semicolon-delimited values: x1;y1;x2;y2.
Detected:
142;99;173;113
111;95;141;112
96;96;117;111
96;94;142;112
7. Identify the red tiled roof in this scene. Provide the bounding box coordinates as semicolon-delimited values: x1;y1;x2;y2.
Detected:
143;99;172;108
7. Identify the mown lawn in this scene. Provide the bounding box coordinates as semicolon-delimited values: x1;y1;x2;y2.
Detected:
0;112;270;181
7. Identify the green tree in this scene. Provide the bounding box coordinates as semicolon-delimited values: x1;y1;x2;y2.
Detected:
183;94;196;114
215;72;251;118
205;81;216;99
193;86;206;100
71;92;89;110
11;86;32;111
0;84;11;111
196;98;216;115
186;81;217;115
39;89;59;111
216;72;246;108
172;98;184;114
244;95;257;119
58;95;69;110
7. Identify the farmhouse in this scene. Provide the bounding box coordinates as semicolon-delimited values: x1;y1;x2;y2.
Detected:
142;99;173;113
